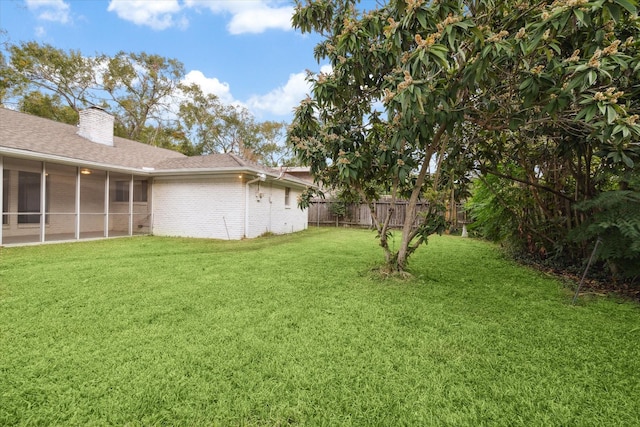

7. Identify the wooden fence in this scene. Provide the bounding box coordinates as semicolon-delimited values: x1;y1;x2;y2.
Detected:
308;199;468;229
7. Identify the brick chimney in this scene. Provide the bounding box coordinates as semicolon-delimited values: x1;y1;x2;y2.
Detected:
77;107;114;146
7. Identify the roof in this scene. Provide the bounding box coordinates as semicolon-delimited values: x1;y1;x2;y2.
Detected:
155;152;267;171
0;108;184;170
0;108;311;187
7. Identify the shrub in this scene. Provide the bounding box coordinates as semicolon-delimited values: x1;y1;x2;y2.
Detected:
571;190;640;280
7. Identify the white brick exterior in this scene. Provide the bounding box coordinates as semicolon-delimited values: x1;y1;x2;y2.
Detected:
151;175;308;240
246;181;308;238
2;108;309;245
77;107;114;146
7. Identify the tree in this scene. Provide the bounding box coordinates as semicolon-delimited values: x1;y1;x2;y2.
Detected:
101;51;185;143
178;84;295;165
289;0;639;274
137;124;197;156
0;49;9;106
0;43;187;146
0;41;97;112
254;120;293;167
1;40;301;164
18;91;78;124
177;83;258;156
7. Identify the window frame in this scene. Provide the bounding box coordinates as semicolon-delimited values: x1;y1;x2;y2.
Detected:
114;179;148;203
284;187;291;208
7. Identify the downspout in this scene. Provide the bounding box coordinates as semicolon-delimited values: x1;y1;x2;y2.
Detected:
244;173;266;238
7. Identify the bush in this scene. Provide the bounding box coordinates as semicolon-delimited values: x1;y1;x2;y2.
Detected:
571;190;640;280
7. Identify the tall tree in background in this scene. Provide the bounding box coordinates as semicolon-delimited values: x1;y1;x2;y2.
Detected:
18;91;78;124
177;83;257;156
289;0;639;274
0;41;299;164
101;51;185;143
177;83;293;165
0;41;97;112
255;120;292;167
0;49;9;106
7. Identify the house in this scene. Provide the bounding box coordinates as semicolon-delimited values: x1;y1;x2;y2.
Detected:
0;107;309;246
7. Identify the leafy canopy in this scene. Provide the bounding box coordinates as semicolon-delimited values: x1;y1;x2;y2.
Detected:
288;0;639;273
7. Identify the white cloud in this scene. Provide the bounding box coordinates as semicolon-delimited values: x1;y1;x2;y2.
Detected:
184;0;293;34
107;0;183;31
227;5;293;34
245;65;332;118
26;0;71;24
35;26;47;38
246;71;311;118
105;0;292;34
319;64;333;75
182;70;236;106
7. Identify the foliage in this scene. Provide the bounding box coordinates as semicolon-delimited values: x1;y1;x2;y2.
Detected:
328;199;349;218
101;51;185;142
177;84;293;164
254;120;295;167
289;0;640;274
0;41;298;165
466;173;522;244
1;41;97;111
1;230;639;425
572;189;640;278
18;91;78;124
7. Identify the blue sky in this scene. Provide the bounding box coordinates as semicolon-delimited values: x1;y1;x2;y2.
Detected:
0;0;333;123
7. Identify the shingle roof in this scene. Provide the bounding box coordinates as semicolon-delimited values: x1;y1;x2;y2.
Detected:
0;108;185;169
0;108;312;187
154;152;250;170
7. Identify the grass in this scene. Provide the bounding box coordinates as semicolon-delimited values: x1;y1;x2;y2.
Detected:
1;228;638;426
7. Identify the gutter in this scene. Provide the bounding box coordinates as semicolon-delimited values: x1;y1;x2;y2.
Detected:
1;146;313;189
0;146;153;176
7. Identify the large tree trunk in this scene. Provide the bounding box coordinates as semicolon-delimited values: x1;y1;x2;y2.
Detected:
392;124;447;272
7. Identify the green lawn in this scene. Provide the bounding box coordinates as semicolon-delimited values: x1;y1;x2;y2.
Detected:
1;228;638;426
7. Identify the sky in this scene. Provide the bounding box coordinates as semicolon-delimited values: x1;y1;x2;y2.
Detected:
0;0;334;123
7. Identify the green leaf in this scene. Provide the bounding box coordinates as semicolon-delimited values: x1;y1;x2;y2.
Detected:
614;0;637;14
448;29;456;50
417;11;427;29
607;3;622;22
622;153;635;168
607;106;617;124
519;78;532;91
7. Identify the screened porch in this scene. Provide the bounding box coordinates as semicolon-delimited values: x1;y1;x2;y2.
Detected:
1;156;152;246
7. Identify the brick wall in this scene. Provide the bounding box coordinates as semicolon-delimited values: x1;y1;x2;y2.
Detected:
77;107;114;146
246;182;307;237
152;176;308;240
152;176;246;240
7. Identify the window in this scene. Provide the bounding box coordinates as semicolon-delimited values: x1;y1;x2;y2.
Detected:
2;170;8;225
115;180;148;202
18;171;41;224
284;187;291;207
